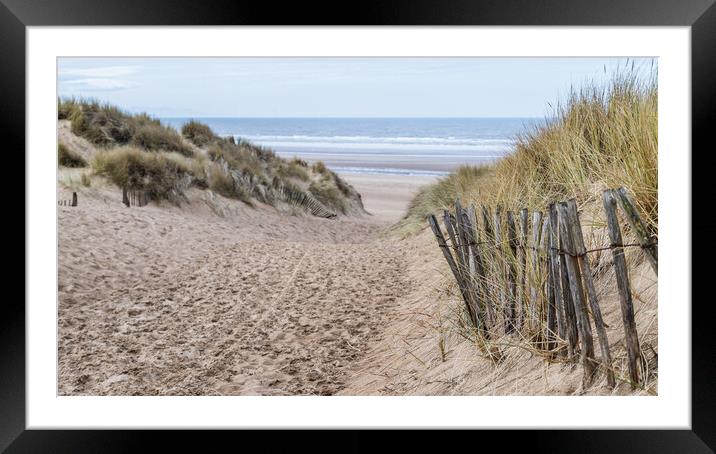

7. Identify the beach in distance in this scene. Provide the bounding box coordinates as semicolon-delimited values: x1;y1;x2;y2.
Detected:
161;117;540;220
162;118;540;222
162;117;539;176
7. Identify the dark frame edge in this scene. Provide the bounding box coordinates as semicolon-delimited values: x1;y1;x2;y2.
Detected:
0;1;26;453
6;0;713;451
691;1;716;451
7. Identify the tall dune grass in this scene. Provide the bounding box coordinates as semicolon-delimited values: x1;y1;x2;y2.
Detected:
404;67;658;233
59;97;194;156
58;142;87;168
92;147;195;202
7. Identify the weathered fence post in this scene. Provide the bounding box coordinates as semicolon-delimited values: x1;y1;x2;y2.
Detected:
454;201;471;272
615;187;658;275
603;190;644;388
525;211;543;318
429;214;476;328
481;205;492;242
455;200;480;328
493;206;510;334
566;199;615;388
519;208;529;330
444;211;462;268
479;205;497;330
443;210;478;328
557;202;596;384
550;203;576;357
463;204;492;338
456;201;475;279
525;211;542;332
429;214;461;283
534;212;557;351
506;211;519;333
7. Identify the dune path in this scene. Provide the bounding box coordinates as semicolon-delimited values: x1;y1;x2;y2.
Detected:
58;175;432;395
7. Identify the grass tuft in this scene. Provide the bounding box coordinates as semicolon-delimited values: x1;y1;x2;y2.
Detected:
308;179;348;214
182;120;218;147
132;123;193;156
277;160;310;182
312;161;328;175
92;147;192;202
59;97;192;156
58;142;88;168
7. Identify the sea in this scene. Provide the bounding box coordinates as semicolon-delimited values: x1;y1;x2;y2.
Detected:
161;117;542;177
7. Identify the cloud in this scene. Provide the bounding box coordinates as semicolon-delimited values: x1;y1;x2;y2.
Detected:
60;78;135;91
59;65;140;78
58;65;141;92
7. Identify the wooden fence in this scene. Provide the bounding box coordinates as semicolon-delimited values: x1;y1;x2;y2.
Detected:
275;184;337;219
428;187;657;389
58;192;78;207
123;187;149;207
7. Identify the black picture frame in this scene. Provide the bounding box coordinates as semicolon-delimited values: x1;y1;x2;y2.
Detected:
5;0;712;451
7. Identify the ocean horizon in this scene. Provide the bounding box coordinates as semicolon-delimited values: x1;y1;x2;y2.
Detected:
161;117;543;176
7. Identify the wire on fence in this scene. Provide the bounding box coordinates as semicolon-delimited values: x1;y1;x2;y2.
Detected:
444;239;657;257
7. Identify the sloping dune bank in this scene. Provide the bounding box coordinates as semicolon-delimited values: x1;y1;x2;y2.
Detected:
58;172;655;396
58;174;431;395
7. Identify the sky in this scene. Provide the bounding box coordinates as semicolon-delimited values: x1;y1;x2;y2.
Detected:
57;57;655;118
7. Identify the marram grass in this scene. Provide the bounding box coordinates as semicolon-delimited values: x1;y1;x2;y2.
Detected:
404;67;658;233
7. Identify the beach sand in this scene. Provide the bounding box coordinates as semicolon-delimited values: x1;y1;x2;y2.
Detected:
57;173;433;395
57;169;655;396
338;173;438;222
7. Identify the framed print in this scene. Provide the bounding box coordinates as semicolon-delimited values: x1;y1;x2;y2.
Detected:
5;0;713;451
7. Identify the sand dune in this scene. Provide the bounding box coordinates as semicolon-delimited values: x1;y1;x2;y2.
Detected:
58;176;427;395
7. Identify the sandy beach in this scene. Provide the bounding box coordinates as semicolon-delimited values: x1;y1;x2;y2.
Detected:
338;173;438;222
57;173;434;395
